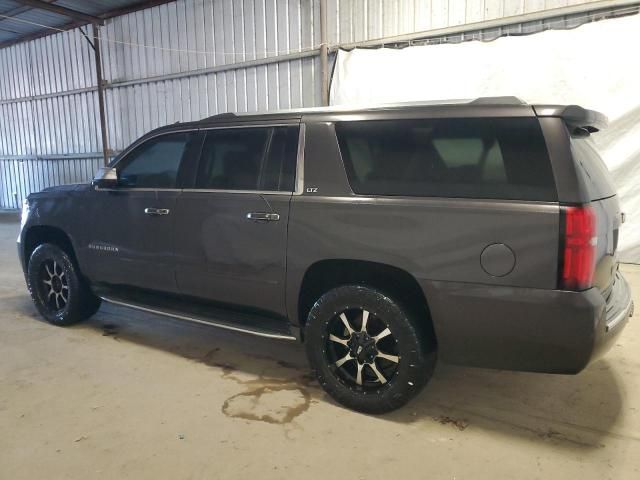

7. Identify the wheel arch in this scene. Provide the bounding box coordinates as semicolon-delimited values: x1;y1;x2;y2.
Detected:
297;259;436;343
23;225;78;267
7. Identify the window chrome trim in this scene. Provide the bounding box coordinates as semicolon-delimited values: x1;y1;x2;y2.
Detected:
294;123;305;195
94;186;183;192
95;186;292;194
181;189;294;195
104;121;304;194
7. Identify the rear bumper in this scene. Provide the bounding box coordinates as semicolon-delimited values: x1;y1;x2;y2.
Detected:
421;272;633;374
592;272;633;362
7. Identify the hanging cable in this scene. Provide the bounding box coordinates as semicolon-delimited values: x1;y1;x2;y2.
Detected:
0;13;324;57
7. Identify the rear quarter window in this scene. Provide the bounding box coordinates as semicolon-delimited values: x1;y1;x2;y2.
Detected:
335;117;557;201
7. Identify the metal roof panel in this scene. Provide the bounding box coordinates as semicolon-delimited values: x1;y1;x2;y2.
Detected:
0;0;153;47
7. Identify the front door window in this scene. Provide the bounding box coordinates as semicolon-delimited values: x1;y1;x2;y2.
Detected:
118;133;192;188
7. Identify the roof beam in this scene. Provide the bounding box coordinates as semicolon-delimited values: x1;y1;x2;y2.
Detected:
0;1;178;49
14;0;104;25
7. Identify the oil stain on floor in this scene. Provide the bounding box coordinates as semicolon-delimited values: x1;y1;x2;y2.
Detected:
222;384;311;424
200;346;314;424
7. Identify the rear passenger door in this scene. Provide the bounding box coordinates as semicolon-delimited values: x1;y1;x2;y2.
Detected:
173;124;300;317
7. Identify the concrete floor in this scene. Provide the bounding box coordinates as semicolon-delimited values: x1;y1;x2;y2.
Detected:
1;216;639;480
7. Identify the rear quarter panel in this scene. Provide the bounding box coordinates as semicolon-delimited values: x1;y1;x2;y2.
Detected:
287;197;559;307
286;122;561;328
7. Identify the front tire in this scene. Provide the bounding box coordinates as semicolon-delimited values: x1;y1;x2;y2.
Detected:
27;243;101;326
305;285;436;414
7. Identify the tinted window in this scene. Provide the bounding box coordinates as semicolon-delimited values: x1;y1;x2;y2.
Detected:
196;126;298;191
335;118;557;201
118;133;190;188
570;137;616;201
261;126;299;191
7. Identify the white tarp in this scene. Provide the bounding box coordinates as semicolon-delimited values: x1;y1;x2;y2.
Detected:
331;14;640;263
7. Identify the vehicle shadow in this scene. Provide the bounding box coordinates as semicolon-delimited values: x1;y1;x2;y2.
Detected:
95;302;625;450
7;294;624;450
88;302;313;382
387;360;623;450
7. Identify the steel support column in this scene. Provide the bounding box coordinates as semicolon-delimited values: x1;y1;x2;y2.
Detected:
320;0;329;106
92;23;109;166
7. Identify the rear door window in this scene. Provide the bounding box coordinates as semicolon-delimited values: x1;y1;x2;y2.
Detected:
196;126;298;192
260;126;299;192
196;128;269;190
335;117;557;201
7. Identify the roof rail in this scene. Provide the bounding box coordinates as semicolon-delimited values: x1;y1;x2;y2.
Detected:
197;97;533;121
470;96;526;105
204;112;237;121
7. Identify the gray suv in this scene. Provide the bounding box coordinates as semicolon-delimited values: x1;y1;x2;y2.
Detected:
18;97;633;413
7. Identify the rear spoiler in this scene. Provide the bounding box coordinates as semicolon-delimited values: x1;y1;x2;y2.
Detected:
533;105;608;133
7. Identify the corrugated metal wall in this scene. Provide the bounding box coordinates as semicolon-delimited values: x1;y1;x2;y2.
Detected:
0;26;103;208
101;0;321;151
0;0;627;208
327;0;607;44
0;0;321;208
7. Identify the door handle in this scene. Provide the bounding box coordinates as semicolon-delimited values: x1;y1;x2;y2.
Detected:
246;212;280;222
144;207;170;216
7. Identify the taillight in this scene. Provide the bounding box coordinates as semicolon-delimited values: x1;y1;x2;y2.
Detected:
559;205;596;290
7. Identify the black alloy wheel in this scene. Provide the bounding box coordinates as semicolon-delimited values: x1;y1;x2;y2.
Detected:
325;307;400;389
305;285;436;413
27;243;101;326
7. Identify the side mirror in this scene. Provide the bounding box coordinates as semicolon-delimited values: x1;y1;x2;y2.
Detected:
92;167;118;188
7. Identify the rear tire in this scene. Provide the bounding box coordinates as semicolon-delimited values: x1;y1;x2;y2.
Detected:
305;285;436;414
27;243;101;326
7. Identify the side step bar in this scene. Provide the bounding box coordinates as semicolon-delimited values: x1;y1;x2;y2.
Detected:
100;295;298;341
